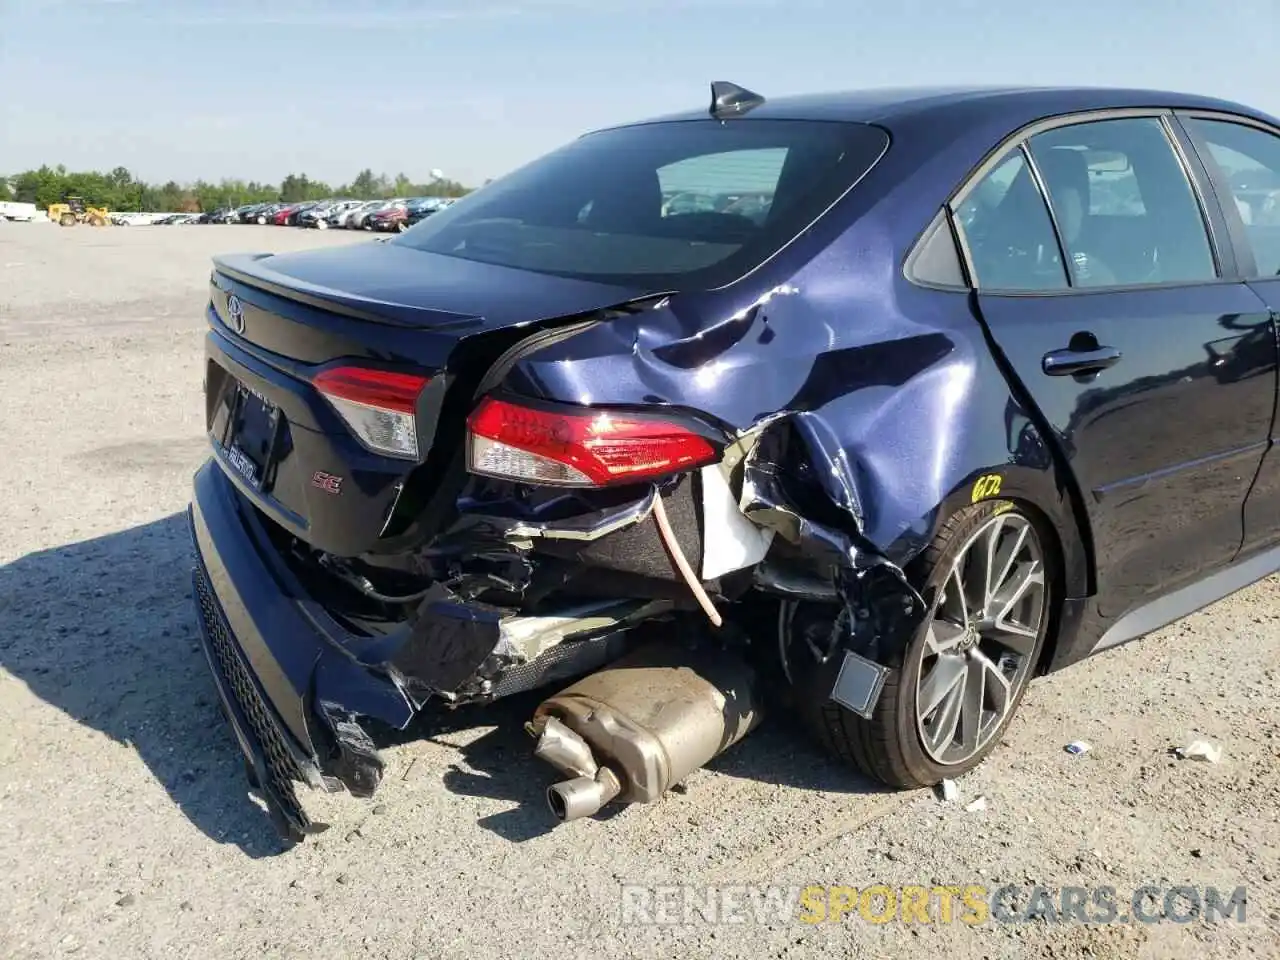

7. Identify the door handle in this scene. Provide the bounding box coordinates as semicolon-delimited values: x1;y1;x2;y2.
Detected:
1042;345;1122;377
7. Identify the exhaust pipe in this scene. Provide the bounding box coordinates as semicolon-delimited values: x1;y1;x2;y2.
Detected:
547;768;623;822
528;640;761;822
528;716;621;821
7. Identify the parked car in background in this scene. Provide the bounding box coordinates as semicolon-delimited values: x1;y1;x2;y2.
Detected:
292;202;323;225
191;209;234;224
719;192;775;223
261;203;293;225
403;196;448;228
367;199;410;232
304;199;363;229
660;190;718;217
293;202;324;227
297;200;343;228
346;199;395;230
246;203;280;224
109;211;160;226
271;203;305;226
323;200;367;229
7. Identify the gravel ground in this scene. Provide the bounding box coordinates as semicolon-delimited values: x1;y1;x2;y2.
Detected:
1;222;1277;960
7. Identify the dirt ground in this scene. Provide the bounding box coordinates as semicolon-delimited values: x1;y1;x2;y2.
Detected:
1;222;1277;960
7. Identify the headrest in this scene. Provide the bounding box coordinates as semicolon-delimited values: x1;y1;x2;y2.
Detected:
1036;147;1090;199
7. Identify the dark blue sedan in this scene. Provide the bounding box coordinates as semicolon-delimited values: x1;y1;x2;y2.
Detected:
189;82;1280;840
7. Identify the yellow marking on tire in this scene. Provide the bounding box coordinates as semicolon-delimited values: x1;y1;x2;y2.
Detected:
971;473;1003;502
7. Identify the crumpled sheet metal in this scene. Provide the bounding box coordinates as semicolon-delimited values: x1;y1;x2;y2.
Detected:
737;415;927;667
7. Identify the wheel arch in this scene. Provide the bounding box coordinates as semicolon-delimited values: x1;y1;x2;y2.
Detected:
875;446;1090;674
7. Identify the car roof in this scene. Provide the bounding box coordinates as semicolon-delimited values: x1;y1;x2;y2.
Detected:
625;85;1278;130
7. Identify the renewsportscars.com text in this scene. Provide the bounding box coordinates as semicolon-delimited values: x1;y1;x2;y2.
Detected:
619;883;1249;926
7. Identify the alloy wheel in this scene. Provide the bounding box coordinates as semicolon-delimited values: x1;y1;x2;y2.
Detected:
915;511;1046;765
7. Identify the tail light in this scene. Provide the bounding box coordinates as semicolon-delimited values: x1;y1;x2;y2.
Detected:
467;396;719;487
313;365;430;460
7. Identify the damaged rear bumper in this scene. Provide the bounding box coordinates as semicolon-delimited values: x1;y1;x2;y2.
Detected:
190;460;419;839
190;566;327;841
188;459;678;837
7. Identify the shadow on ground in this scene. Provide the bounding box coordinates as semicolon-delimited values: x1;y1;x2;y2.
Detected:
0;514;882;854
0;513;294;857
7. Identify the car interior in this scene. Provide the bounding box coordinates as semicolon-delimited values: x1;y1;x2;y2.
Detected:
962;118;1222;289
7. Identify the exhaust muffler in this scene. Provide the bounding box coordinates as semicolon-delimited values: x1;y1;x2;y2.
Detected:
527;640;761;821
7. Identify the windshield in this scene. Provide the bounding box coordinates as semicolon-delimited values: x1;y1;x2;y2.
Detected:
391;119;888;288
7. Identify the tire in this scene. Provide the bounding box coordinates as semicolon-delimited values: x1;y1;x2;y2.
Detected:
786;498;1055;788
59;214;77;227
316;219;328;230
256;216;267;225
396;221;408;233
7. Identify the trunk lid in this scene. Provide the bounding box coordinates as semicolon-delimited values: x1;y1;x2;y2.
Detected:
205;245;648;558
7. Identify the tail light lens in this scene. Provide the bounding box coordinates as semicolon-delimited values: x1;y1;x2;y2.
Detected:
313;366;430;460
467;397;718;487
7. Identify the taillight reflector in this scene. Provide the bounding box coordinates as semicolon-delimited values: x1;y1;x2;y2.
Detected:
467;397;717;487
313;365;430;460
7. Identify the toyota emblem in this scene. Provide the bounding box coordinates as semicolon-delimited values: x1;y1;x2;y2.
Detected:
227;295;246;335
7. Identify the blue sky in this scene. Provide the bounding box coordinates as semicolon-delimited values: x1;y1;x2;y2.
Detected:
4;0;1278;188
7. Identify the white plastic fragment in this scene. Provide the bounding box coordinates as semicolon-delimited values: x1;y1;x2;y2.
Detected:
965;795;988;813
697;464;774;580
1065;740;1092;756
937;779;959;802
1174;740;1223;764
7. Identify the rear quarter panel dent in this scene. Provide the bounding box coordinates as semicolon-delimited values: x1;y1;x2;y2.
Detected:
502;139;1091;602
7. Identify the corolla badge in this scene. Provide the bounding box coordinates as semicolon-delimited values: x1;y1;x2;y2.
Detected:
226;294;246;335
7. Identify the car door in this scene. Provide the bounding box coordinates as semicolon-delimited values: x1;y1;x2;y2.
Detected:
1177;113;1280;554
953;111;1276;620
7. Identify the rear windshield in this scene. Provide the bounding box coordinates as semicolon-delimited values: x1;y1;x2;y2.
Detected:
391;119;889;289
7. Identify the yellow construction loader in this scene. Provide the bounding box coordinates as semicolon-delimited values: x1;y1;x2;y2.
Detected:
48;196;110;226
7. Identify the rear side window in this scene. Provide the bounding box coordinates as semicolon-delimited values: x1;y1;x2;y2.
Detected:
955;150;1069;290
1027;118;1217;287
391;120;889;289
1184;118;1280;276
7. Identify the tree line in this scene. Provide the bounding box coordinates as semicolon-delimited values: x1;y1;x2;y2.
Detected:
0;165;472;213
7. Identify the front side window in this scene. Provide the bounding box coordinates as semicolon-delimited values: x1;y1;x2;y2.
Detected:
1027;117;1217;287
1184;118;1280;276
391;120;889;290
954;150;1069;291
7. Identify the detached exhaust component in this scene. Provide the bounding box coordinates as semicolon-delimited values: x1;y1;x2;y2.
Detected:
527;640;761;821
530;716;625;821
